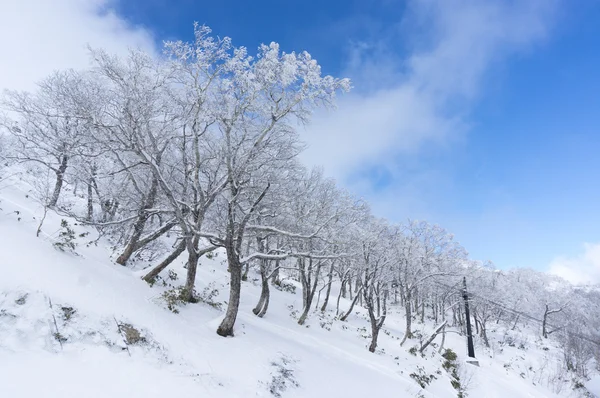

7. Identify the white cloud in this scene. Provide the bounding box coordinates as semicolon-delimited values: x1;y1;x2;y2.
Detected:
0;0;156;92
300;0;558;188
549;243;600;285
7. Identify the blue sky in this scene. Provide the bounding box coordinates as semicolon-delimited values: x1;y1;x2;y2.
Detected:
111;0;600;275
2;0;599;281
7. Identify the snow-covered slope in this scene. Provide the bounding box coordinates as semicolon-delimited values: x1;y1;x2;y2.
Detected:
0;174;593;398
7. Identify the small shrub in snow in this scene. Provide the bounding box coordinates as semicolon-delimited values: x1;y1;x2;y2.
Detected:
442;348;457;362
441;348;470;398
409;346;419;356
15;293;28;305
273;279;296;294
61;306;76;321
266;355;299;398
53;331;67;344
118;323;146;345
197;283;222;310
409;366;436;389
317;313;333;331
53;219;77;252
160;283;222;313
287;305;298;319
160;287;189;313
167;270;178;281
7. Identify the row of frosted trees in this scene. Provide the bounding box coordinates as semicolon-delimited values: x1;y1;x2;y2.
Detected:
1;25;598;371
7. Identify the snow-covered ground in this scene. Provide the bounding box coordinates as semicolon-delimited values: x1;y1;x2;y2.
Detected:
0;172;595;397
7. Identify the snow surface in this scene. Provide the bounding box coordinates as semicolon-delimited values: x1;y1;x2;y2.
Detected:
0;171;593;397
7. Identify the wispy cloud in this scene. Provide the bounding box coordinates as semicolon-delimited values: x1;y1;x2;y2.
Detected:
549;242;600;285
300;0;558;197
0;0;156;92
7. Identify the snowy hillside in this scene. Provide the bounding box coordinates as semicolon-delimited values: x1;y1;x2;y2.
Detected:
1;172;596;398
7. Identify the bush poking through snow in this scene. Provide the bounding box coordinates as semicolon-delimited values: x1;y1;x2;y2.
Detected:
159;283;222;314
441;348;471;398
409;365;436;389
272;279;297;295
160;287;191;314
53;219;77;252
15;293;28;305
409;345;419;356
61;306;76;321
265;355;299;397
117;323;146;345
197;282;223;311
53;331;68;344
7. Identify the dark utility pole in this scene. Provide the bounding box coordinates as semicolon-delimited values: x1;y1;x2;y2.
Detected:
462;277;476;358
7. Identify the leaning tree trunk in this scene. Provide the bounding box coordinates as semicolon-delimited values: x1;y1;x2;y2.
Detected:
48;154;68;208
340;286;363;321
511;314;520;330
142;240;186;283
217;240;242;337
420;321;448;354
116;177;159;266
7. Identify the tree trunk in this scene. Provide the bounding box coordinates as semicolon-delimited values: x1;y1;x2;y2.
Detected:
368;316;381;353
376;286;381;317
242;239;252;281
116;177;159;266
336;279;347;315
253;259;270;317
340;287;363;322
48;154;68;208
297;296;312;324
86;179;94;221
242;263;250;281
542;304;549;338
356;277;362;307
217;241;242;337
438;327;447;354
420;321;448;353
511;314;520;330
181;236;200;303
257;283;270;317
320;261;335;312
480;321;490;347
271;260;280;284
348;276;353;300
367;290;387;353
400;289;413;346
142;240;186;282
298;259;323;325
